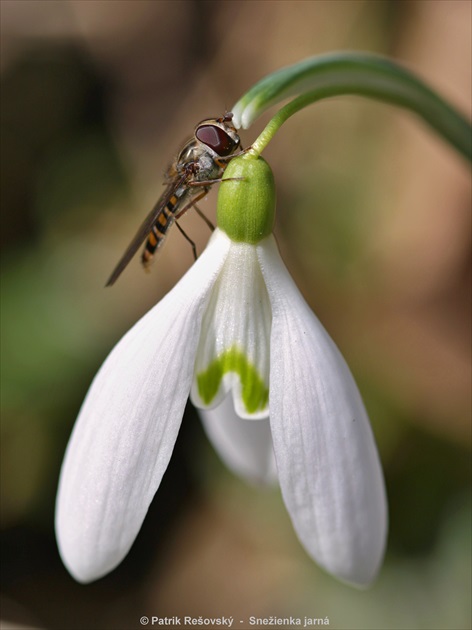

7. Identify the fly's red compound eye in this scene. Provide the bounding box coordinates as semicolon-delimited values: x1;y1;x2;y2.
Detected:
196;124;239;156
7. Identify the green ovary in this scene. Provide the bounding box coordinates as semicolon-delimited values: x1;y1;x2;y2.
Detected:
197;346;269;414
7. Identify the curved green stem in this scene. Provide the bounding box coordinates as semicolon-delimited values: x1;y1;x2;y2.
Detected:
233;53;471;162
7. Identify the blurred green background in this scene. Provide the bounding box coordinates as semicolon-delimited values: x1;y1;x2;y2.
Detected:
1;1;470;629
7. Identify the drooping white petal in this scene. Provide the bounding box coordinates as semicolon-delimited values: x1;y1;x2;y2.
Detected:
257;236;387;586
55;230;231;583
198;394;278;486
191;237;271;420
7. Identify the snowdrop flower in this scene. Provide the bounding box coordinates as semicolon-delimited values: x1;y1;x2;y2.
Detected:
56;154;387;587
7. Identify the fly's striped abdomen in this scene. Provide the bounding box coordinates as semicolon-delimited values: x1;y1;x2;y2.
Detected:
141;192;181;269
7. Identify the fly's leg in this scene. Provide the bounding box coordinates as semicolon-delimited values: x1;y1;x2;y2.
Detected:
173;173;245;260
184;157;245;188
214;146;252;168
194;205;215;231
175;207;216;260
188;176;244;187
175;221;197;261
174;188;209;219
172;188;210;261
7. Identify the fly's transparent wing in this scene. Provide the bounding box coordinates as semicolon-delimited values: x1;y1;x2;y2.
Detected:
106;173;189;286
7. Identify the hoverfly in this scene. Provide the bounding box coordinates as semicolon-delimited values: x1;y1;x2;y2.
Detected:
106;113;241;286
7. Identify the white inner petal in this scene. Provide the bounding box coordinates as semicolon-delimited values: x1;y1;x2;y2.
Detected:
191;241;271;419
198;395;278;486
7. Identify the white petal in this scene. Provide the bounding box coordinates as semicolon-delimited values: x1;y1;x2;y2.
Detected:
230;102;243;129
240;103;258;130
257;236;387;586
231;101;257;130
198;395;278;486
191;239;271;419
55;231;230;583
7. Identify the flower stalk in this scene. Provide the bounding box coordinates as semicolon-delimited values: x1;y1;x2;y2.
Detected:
232;52;471;161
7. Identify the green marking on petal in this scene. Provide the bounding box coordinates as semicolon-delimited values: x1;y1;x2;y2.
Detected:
197;345;269;414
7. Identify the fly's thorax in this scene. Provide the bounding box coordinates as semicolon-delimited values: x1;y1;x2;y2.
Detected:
194;151;222;182
216;155;276;244
176;137;197;165
176;139;223;182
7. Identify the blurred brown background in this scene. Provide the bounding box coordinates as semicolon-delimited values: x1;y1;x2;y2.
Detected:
1;1;470;629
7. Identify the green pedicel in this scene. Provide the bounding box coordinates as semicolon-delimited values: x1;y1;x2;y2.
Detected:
197;345;269;414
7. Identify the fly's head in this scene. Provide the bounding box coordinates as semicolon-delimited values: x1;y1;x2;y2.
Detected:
194;113;241;159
